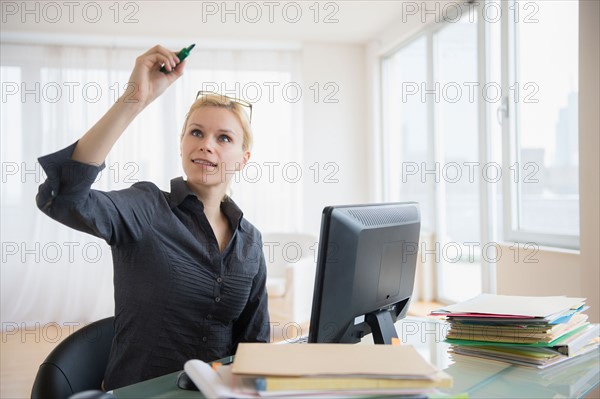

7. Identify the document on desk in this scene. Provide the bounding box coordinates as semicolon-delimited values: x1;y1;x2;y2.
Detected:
445;313;590;344
232;343;436;378
433;294;598;370
430;294;586;319
184;360;252;399
184;343;452;398
234;343;452;396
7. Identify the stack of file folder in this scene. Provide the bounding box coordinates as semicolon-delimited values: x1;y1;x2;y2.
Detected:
430;294;600;369
184;343;453;397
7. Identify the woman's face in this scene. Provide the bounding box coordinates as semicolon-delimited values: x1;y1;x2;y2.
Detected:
180;106;250;189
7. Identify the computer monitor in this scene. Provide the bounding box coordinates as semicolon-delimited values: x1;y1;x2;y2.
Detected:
307;202;420;345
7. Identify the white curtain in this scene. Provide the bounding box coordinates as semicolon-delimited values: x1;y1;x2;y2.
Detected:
0;42;302;330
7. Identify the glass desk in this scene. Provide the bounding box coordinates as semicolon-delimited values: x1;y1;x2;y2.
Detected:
113;318;600;398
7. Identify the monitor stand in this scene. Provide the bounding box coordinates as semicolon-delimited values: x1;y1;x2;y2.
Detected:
366;309;399;344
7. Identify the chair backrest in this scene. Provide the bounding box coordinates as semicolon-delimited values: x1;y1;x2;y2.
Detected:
31;317;114;399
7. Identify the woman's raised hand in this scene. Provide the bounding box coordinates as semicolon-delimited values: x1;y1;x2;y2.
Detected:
122;45;186;109
71;45;188;166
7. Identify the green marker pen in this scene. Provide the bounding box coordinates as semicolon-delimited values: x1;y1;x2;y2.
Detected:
161;44;195;73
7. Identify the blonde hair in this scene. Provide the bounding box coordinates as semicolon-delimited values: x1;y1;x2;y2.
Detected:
180;93;253;151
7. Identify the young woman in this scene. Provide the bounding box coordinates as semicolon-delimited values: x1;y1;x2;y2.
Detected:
36;45;270;390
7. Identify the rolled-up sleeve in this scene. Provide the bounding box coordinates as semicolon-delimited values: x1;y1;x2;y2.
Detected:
36;142;155;246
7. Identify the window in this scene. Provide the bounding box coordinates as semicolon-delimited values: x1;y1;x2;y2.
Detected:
382;36;431;230
503;0;579;248
381;0;580;303
0;66;22;205
433;16;482;302
383;11;482;304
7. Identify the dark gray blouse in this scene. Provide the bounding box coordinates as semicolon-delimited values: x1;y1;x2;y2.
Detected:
36;142;270;390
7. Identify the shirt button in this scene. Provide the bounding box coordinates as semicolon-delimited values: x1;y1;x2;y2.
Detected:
51;190;56;197
202;336;207;342
215;296;221;303
206;314;213;320
216;277;223;283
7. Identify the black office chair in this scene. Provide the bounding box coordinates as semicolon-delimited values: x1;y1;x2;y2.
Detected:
31;317;114;399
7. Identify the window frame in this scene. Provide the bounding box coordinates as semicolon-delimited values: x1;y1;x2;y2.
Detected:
500;0;580;250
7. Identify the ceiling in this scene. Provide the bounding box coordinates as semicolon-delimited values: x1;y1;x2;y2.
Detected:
1;1;411;45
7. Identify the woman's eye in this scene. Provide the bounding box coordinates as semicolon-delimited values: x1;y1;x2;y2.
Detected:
191;129;202;137
219;135;232;143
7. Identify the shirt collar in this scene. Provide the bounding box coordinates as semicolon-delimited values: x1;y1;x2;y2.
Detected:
168;177;245;231
168;177;195;208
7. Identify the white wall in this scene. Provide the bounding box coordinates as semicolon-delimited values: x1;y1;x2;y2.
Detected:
300;43;368;235
496;246;581;297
